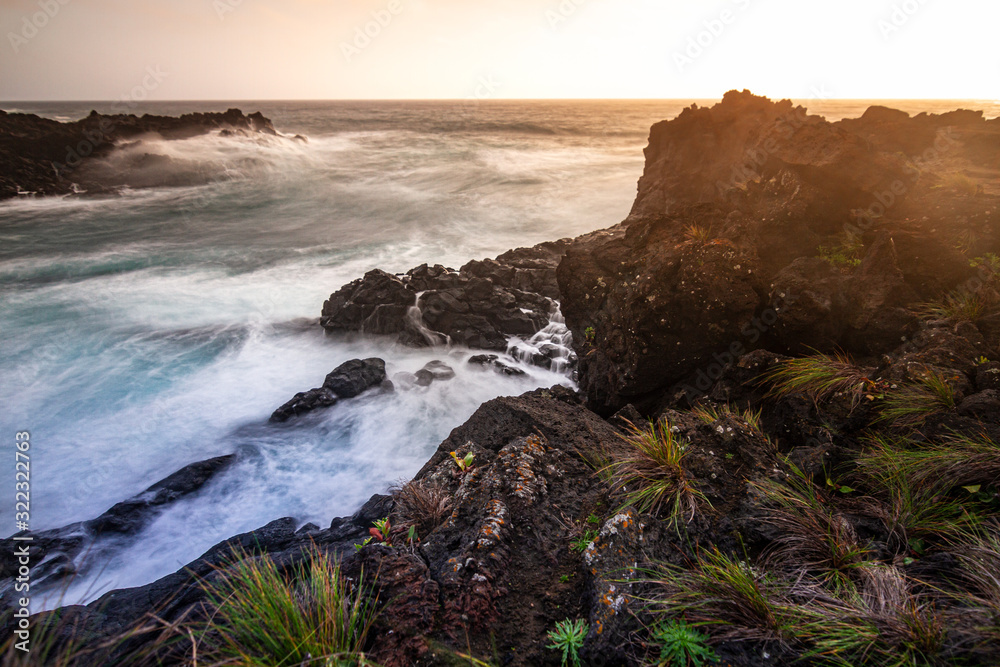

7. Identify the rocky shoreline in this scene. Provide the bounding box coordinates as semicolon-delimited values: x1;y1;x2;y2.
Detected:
3;91;1000;665
0;107;282;200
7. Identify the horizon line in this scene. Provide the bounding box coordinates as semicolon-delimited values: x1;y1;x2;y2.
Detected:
3;96;1000;104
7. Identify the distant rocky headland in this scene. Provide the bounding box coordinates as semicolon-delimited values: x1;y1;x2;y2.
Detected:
0;107;279;200
3;91;1000;666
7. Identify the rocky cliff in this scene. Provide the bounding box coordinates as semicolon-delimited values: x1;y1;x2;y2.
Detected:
560;90;1000;414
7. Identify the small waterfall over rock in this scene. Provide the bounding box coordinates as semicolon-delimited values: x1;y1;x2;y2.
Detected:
508;307;577;374
406;291;451;347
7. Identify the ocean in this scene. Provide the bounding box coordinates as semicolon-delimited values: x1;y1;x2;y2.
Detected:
1;98;996;607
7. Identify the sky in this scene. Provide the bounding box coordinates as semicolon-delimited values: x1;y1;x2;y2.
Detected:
0;0;997;101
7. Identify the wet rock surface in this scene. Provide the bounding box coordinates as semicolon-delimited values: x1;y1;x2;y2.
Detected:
270;357;388;422
0;454;235;606
320;241;571;353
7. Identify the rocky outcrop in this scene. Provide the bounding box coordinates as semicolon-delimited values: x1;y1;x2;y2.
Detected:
0;108;277;199
270;357;388;423
560;91;1000;414
320;240;572;352
0;454;234;604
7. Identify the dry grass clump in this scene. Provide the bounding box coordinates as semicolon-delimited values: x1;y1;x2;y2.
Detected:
391;478;453;538
751;466;871;582
651;548;811;646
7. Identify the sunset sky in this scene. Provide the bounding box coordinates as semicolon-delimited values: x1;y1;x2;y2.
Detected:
1;0;997;101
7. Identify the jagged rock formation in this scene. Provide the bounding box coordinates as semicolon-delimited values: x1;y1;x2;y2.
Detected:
0;108;277;199
320;240;571;351
559;90;1000;414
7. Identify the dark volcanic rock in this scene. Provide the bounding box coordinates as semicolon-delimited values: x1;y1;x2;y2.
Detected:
468;353;527;376
270;358;387;422
323;358;387;398
321;242;568;352
268;388;340;423
559;91;1000;414
0;108;279;199
0;455;235;602
88;455;236;534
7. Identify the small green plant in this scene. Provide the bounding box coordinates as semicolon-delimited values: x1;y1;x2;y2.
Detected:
602;418;704;528
724;453;735;461
199;545;379;667
546;619;588;667
969;252;1000;273
584;326;596;343
650;618;718;667
975;355;991;366
818;232;864;269
559;573;575;584
370;517;391;545
450;450;476;473
586;513;600;525
570;529;598;553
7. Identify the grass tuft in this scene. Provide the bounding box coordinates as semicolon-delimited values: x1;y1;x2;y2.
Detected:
653;548;809;645
684;224;713;243
199;545;379;666
763;352;875;407
752;465;872;582
877;371;957;430
602;419;704;528
918;289;994;323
